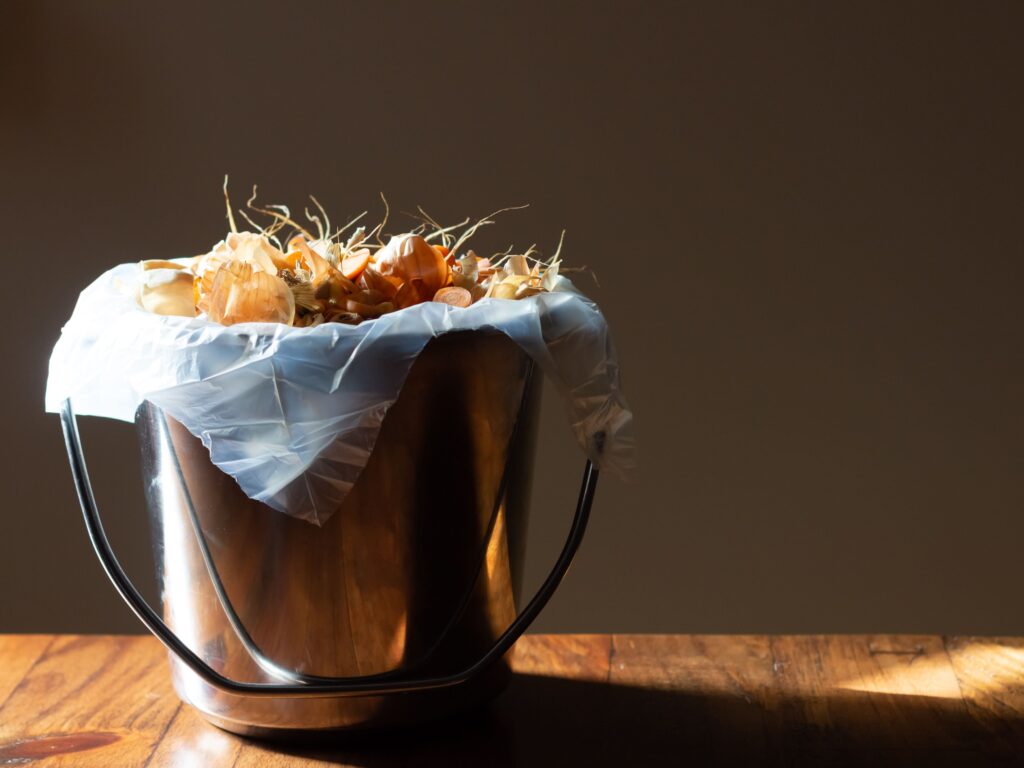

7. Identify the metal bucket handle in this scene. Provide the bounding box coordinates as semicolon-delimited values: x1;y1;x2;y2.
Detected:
60;398;598;699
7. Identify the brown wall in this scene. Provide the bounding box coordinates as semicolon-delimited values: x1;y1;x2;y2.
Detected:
2;1;1022;635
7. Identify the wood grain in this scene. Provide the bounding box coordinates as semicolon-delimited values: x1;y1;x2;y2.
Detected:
509;633;611;680
610;634;776;763
944;635;1024;760
764;635;978;763
0;635;52;708
145;706;241;768
0;636;179;767
1;634;1023;766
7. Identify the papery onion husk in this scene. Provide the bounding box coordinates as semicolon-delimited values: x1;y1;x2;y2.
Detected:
204;260;295;325
288;235;356;301
359;266;399;300
374;234;449;296
340;249;372;280
344;299;394;318
394;278;431;309
193;232;285;310
506;254;531;276
490;282;518;300
141;259;188;271
139;268;196;317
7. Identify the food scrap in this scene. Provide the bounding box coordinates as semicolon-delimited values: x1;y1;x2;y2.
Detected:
139;182;571;326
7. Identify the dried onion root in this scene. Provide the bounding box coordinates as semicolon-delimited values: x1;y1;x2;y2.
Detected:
135;182;574;327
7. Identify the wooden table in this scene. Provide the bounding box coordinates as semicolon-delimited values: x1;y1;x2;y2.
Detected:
1;634;1022;766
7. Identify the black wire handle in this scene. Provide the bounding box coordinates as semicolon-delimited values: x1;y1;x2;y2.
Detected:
60;398;598;699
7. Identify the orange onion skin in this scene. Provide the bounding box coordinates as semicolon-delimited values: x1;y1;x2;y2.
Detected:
375;234;450;297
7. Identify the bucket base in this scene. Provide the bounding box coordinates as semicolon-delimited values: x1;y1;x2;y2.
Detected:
171;655;513;737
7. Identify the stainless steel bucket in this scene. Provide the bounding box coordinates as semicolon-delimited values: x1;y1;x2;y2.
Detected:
60;331;598;737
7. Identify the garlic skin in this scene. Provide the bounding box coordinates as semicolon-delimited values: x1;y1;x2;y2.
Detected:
139;268;196;317
374;234;449;296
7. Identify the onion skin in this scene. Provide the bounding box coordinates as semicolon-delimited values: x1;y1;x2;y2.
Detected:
359;266;399;300
341;250;372;280
491;282;519;300
204;260;295;326
394;279;431;309
140;269;196;317
193;232;284;309
374;234;450;297
217;232;287;272
287;236;352;290
141;259;187;271
139;199;562;327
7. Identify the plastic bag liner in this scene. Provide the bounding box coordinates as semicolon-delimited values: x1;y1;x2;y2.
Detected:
45;262;635;525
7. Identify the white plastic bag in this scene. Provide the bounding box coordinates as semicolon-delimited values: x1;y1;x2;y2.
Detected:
46;261;634;524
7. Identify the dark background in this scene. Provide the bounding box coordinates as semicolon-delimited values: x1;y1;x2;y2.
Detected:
1;1;1022;635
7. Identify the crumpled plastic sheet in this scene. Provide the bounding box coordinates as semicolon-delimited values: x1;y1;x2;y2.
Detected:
46;262;635;525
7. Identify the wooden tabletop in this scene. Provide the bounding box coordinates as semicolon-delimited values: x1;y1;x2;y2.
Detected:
1;634;1022;766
